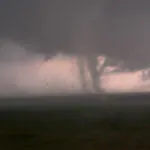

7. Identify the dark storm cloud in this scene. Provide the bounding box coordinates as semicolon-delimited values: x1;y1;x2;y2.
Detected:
0;0;150;68
0;1;36;39
103;0;150;68
0;0;76;54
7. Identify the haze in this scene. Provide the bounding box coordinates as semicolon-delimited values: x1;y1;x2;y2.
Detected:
0;1;150;96
0;39;148;97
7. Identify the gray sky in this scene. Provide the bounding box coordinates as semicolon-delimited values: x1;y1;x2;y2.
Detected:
0;0;150;68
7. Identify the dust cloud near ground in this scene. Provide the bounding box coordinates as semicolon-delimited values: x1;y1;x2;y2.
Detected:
0;39;149;97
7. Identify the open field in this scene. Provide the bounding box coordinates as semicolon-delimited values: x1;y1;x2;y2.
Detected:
0;93;150;149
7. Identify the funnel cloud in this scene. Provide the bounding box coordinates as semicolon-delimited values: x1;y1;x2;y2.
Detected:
0;1;150;96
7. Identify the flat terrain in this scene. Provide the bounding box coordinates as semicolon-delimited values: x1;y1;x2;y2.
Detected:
0;93;150;149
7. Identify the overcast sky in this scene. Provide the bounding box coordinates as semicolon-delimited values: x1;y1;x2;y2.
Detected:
0;0;150;68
